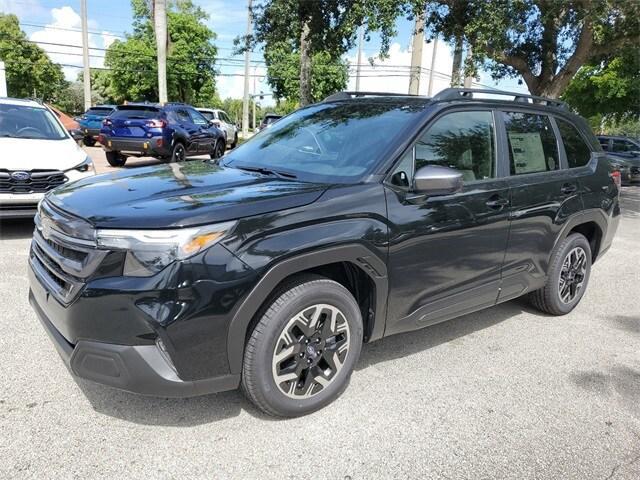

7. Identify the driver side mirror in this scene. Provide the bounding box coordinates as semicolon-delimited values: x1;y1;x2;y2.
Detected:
412;165;463;196
68;129;84;142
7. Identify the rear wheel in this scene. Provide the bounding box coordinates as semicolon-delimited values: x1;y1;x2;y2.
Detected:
211;139;225;160
105;151;126;167
83;137;96;147
529;233;592;315
242;276;363;417
171;142;186;162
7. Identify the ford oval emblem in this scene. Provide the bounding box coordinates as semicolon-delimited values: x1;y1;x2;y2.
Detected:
11;171;30;181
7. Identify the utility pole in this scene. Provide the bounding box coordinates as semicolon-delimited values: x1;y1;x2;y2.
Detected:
154;0;168;103
0;62;7;97
408;11;425;95
242;0;252;138
463;46;473;88
355;26;364;92
80;0;91;110
427;35;438;96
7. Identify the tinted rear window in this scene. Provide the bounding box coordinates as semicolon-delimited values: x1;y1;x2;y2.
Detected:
557;119;592;168
111;107;160;119
86;107;113;116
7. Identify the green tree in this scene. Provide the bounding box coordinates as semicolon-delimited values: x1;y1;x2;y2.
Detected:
0;14;66;101
263;42;348;103
250;0;414;105
425;0;640;98
563;48;640;122
104;0;218;103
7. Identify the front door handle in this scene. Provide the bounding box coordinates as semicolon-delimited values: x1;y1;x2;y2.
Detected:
486;195;509;210
561;183;578;195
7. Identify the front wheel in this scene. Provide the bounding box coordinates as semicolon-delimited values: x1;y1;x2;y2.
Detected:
210;139;225;160
105;151;126;167
529;233;592;315
242;276;363;417
230;133;238;149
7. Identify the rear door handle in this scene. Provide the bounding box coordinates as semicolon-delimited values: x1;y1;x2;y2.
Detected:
561;183;578;195
486;196;509;210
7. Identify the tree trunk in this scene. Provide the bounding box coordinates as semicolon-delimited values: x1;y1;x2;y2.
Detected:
450;34;463;87
299;20;312;106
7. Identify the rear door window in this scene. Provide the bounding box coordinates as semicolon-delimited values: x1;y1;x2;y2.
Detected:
175;109;192;125
556;119;592;168
503;112;559;175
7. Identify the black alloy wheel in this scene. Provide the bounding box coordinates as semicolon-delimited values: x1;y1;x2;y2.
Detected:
171;142;186;162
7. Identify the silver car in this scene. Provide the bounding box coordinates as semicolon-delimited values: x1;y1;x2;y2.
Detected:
197;108;238;149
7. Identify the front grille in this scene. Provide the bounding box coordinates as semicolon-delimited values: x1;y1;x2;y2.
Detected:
0;170;67;194
30;202;107;305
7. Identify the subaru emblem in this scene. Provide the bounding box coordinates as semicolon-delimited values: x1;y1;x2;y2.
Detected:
11;171;30;181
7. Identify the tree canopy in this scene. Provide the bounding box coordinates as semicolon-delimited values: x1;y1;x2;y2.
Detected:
0;14;66;101
563;48;640;122
104;0;218;104
250;0;415;105
424;0;640;98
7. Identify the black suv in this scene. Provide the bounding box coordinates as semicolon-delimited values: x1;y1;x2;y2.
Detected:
98;103;226;167
28;89;620;417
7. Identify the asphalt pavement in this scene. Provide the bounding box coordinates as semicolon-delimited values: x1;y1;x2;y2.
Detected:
0;177;639;479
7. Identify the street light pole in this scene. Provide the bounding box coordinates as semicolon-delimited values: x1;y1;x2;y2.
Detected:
0;61;7;97
154;0;168;103
80;0;91;110
242;0;253;138
355;26;364;92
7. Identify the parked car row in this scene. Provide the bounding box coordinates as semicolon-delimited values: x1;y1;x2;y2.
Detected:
597;135;640;185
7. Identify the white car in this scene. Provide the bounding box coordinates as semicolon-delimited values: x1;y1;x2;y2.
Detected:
197;108;238;149
0;98;96;219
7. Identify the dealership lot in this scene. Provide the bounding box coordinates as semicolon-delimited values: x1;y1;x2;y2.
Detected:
0;184;638;479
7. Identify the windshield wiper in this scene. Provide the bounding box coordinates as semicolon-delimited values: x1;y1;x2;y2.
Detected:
234;165;298;180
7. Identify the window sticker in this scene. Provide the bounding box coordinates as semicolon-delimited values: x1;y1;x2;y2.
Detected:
508;132;547;174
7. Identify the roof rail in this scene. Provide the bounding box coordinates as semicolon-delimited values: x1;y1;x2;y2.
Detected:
431;88;567;109
323;91;422;102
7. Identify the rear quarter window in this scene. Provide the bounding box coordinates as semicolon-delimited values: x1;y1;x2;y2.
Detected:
557;119;592;168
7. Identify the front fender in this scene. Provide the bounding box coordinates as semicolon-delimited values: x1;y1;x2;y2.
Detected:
225;243;388;374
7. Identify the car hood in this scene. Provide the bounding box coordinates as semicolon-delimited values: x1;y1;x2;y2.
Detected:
0;137;87;171
47;162;328;228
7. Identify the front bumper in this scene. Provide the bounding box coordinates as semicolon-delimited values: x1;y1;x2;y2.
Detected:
100;135;169;157
29;283;240;398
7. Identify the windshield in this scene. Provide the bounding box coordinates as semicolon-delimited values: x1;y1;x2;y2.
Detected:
0;104;68;140
85;107;113;117
224;100;426;183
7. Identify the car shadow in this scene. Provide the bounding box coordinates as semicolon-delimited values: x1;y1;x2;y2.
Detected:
0;218;34;240
80;297;536;426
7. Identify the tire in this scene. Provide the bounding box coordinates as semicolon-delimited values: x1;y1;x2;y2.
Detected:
242;276;363;417
83;137;96;147
210;139;225;160
529;233;592;316
230;133;238;149
105;151;126;167
171;142;186;162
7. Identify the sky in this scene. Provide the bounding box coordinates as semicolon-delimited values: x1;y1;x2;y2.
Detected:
1;0;529;105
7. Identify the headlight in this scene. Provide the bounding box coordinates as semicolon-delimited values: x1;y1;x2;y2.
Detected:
96;221;236;277
67;156;95;173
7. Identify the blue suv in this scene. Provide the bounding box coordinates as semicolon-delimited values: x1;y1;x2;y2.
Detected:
98;103;226;167
76;105;115;147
